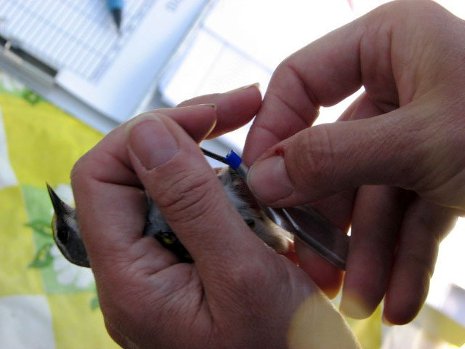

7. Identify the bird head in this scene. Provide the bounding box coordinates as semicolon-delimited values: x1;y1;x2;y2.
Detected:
47;184;90;267
46;166;292;268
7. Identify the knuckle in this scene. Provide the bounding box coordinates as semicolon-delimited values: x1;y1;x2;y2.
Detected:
70;151;93;189
401;235;438;282
290;125;337;190
155;169;221;226
270;59;319;122
404;251;434;279
71;150;113;188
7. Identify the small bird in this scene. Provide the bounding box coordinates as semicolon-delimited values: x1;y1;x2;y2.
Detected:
47;167;292;268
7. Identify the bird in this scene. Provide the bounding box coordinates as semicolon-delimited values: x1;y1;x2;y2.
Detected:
46;167;293;268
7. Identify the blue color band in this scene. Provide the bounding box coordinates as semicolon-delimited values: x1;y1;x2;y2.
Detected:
226;150;242;170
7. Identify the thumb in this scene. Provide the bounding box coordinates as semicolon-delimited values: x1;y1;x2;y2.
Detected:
247;110;424;207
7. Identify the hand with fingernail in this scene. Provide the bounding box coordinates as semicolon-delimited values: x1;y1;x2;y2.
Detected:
70;86;359;349
244;1;465;325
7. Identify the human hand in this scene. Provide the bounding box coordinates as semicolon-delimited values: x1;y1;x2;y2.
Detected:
244;1;464;324
71;86;358;349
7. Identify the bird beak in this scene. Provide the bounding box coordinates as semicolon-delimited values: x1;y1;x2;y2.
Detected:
46;183;71;215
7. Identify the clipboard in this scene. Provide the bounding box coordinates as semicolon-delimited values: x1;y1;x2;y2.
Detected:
0;0;211;133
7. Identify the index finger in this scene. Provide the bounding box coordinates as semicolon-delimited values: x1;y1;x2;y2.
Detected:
243;7;389;163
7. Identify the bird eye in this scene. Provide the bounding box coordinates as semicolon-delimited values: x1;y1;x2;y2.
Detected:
245;219;255;228
57;229;70;243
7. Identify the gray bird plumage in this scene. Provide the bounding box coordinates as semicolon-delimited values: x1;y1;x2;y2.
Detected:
47;167;292;268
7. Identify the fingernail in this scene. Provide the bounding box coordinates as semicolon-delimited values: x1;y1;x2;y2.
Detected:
226;82;260;94
247;156;293;203
127;115;179;170
340;294;371;320
242;82;260;90
194;103;217;110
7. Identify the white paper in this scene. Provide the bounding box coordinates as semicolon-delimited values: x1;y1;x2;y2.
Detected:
0;0;210;128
